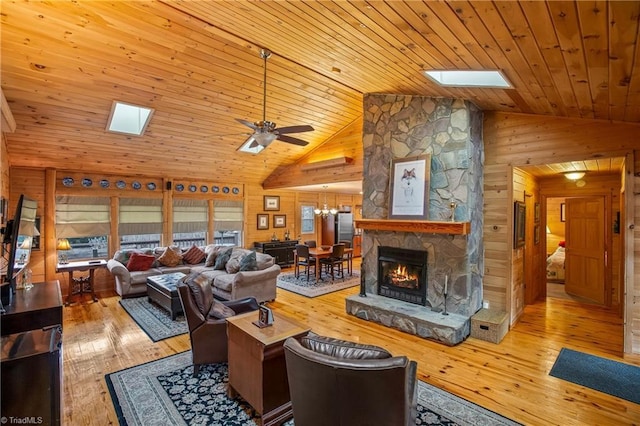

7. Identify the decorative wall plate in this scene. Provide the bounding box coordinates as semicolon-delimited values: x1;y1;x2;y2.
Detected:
100;179;110;188
62;177;74;187
232;187;240;194
146;182;156;190
82;178;93;188
188;185;197;192
116;180;126;189
132;181;142;190
222;186;230;193
212;186;220;193
200;185;208;193
175;184;184;192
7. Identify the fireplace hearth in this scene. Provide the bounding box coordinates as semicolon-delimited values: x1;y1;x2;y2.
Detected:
378;246;428;306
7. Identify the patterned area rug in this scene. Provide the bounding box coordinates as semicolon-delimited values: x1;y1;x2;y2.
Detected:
106;351;521;426
119;297;187;342
276;270;360;298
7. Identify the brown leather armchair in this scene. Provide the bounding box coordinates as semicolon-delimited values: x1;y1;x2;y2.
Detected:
177;274;259;377
283;334;417;426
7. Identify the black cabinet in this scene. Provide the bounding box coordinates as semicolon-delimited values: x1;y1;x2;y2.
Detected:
254;240;298;267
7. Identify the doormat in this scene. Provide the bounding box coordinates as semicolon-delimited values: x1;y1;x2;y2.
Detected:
549;347;640;404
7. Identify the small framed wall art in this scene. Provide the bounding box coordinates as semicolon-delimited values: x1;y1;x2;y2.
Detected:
273;214;286;228
264;195;280;211
514;201;526;248
388;154;430;220
257;214;269;230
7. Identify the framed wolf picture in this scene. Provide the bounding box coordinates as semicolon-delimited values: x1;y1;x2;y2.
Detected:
388;155;430;220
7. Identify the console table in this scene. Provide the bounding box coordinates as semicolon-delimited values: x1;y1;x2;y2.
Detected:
254;240;298;267
0;280;63;336
56;259;107;305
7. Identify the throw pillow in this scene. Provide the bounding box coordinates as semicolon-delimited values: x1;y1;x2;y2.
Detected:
214;247;234;270
115;249;140;265
182;273;213;314
207;299;236;320
225;249;246;274
157;246;183;267
239;251;258;271
182;244;206;265
205;246;223;267
126;253;156;272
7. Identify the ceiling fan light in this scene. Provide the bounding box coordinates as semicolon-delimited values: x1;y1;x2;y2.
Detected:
254;132;278;146
564;171;585;181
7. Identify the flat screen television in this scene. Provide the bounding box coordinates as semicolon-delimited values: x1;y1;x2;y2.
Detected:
1;194;38;306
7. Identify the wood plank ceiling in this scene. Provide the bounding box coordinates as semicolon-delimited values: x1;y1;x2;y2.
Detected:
1;1;638;186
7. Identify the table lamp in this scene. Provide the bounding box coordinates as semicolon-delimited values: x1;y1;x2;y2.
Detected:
57;238;72;264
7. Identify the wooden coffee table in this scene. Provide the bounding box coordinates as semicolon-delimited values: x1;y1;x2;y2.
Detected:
226;310;310;426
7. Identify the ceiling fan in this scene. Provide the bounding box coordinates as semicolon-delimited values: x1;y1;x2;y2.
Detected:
236;49;314;151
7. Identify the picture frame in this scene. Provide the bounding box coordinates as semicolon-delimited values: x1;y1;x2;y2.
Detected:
257;214;269;230
514;201;526;248
273;214;286;228
263;195;280;211
253;305;274;328
560;203;566;222
534;224;540;245
300;205;315;234
534;202;540;223
388;154;431;220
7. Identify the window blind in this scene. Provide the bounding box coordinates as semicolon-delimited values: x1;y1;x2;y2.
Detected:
55;196;110;238
119;198;162;235
214;200;243;232
173;199;208;233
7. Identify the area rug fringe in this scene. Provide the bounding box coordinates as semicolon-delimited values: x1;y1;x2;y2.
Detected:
106;351;521;426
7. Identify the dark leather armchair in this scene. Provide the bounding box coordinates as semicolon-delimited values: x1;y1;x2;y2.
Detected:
283;334;417;426
177;274;259;377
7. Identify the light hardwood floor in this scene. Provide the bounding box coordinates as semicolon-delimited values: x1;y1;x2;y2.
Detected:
63;265;640;425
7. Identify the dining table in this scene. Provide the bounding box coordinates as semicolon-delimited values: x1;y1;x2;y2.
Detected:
296;246;353;280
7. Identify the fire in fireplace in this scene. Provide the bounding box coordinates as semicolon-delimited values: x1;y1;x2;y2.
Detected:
378;246;428;306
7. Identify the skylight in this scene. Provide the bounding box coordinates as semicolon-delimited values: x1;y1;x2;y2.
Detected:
106;101;154;136
423;70;512;88
237;137;265;154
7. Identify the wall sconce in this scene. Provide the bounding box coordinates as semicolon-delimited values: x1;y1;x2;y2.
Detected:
56;238;72;264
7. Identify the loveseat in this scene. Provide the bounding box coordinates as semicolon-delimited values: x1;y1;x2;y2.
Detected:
107;245;280;303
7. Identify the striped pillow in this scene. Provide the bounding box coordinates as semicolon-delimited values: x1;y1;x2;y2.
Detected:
183;245;206;265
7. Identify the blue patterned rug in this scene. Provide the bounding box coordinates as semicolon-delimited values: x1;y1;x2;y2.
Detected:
106;351;521;425
277;270;360;298
119;297;187;342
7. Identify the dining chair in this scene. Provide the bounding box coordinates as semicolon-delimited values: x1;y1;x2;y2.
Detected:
319;244;345;280
294;244;316;281
304;240;317;248
338;240;352;275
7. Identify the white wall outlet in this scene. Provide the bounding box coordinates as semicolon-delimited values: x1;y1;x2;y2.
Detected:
483;300;489;309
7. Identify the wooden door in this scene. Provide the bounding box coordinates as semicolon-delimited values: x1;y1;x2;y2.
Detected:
565;197;606;304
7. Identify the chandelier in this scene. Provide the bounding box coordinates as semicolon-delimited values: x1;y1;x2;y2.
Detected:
314;185;338;217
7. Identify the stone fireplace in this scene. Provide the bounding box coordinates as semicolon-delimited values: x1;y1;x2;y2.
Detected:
378;246;428;306
346;95;484;346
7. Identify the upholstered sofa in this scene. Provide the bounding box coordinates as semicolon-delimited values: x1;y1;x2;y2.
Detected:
107;245;280;303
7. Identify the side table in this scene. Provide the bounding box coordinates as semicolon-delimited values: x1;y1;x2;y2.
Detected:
56;260;107;305
226;311;310;426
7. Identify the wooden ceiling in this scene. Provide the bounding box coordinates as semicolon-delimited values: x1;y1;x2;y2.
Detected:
2;1;638;187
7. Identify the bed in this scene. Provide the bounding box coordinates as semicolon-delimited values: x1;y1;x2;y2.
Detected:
546;243;565;281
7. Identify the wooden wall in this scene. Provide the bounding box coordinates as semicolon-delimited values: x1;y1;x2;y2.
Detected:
484;111;639;354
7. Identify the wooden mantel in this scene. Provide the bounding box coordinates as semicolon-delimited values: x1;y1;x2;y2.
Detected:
355;219;471;235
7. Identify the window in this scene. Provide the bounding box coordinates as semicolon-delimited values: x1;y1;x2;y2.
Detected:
119;198;162;248
55;196;110;260
301;205;315;234
214;200;243;246
173;199;208;248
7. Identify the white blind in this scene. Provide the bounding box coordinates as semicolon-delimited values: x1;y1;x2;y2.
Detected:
173;199;208;233
55;196;110;238
214;200;243;232
119;198;162;235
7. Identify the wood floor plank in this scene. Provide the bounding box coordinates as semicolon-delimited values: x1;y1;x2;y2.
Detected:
63;263;640;425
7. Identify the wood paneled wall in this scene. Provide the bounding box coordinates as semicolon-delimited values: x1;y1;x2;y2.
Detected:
484;111;639;354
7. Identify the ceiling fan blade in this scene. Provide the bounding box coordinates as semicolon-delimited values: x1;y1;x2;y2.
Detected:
235;118;258;130
276;125;314;134
277;134;309;146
